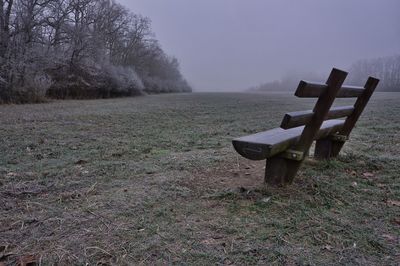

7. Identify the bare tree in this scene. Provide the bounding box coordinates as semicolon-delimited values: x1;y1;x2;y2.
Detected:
0;0;191;103
0;0;13;59
349;55;400;91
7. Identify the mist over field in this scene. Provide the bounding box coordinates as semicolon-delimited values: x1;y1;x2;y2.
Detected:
1;0;399;103
120;0;400;91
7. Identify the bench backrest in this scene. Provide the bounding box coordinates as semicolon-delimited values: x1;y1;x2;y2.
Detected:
280;68;379;157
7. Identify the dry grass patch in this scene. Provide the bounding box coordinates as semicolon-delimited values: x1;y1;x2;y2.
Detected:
1;92;399;264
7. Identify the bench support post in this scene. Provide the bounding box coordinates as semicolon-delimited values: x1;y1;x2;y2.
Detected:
265;149;308;185
265;157;289;186
315;135;347;159
315;139;333;159
330;77;379;157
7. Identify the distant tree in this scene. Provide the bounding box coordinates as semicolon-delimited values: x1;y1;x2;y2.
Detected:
0;0;13;59
348;55;400;91
0;0;14;101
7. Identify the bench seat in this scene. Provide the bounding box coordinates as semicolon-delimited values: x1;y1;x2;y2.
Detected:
232;119;344;160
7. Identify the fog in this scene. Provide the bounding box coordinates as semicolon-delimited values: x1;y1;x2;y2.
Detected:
118;0;400;91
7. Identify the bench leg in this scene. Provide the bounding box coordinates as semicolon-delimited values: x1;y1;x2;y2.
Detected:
265;157;289;186
284;160;304;184
265;156;306;185
315;139;333;159
330;141;345;157
315;139;346;159
265;148;312;185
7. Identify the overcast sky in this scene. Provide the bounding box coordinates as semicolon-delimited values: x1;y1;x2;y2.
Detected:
118;0;400;91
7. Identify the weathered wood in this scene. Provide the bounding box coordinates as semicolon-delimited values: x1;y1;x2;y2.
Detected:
265;157;289;186
280;105;354;129
330;134;348;142
330;76;379;157
284;68;348;183
314;139;333;159
295;81;364;98
232;119;344;160
280;149;304;161
232;68;377;186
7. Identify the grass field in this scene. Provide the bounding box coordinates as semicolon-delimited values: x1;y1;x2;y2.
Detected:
1;92;399;265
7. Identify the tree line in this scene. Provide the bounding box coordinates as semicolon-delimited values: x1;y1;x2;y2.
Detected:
249;55;400;92
348;55;400;91
0;0;191;104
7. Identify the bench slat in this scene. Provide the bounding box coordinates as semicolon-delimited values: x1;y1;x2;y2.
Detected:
280;105;354;129
295;81;364;98
232;119;344;161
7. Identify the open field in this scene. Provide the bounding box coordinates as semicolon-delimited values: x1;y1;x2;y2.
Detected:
0;92;399;265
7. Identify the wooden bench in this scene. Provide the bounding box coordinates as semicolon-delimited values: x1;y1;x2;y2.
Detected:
232;68;379;185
